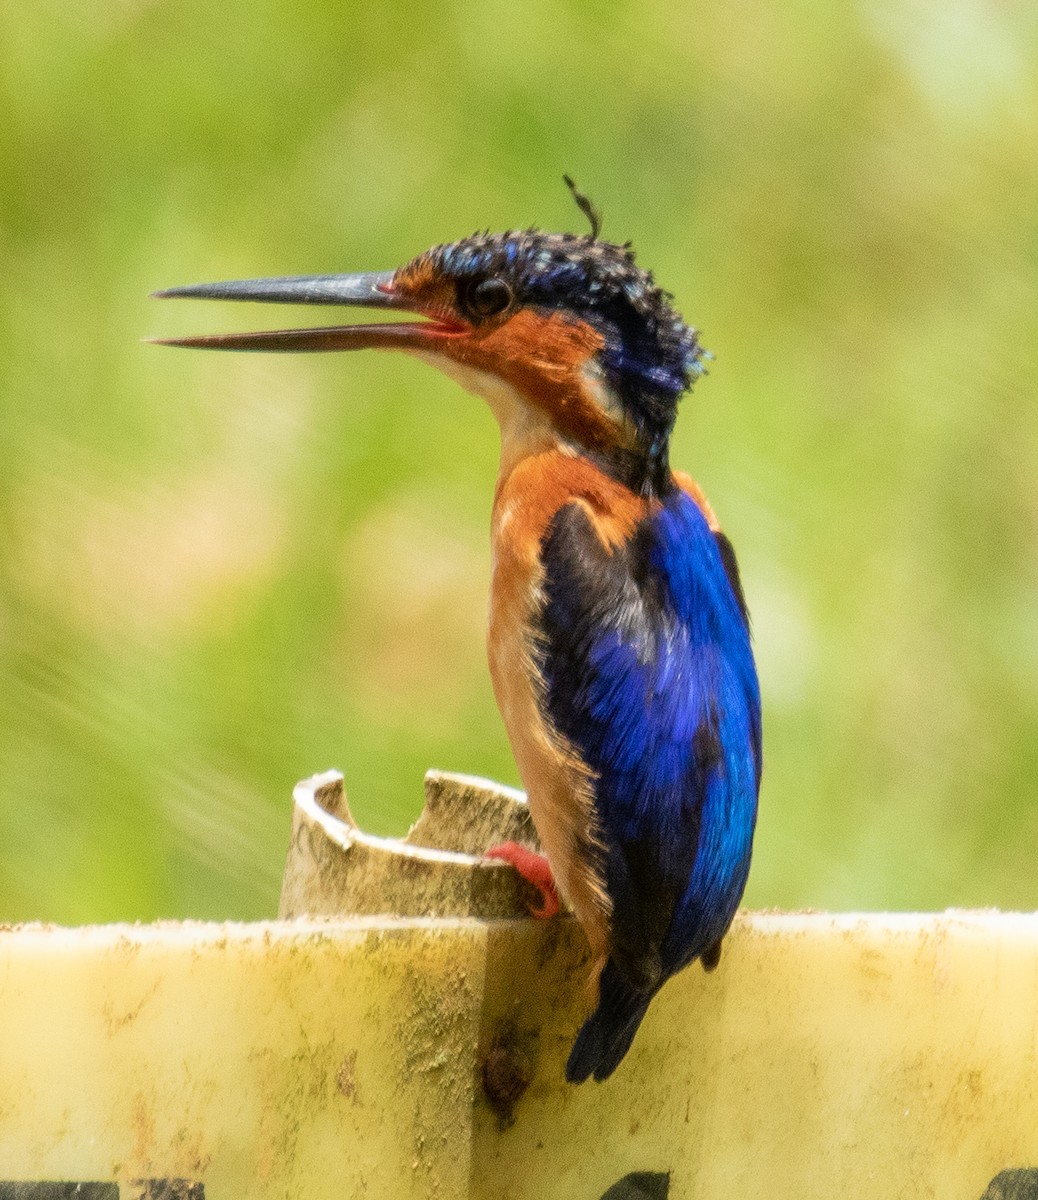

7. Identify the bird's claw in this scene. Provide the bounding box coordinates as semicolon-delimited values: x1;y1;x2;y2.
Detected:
485;841;560;919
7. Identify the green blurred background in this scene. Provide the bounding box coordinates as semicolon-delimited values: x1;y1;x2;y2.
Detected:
1;0;1036;924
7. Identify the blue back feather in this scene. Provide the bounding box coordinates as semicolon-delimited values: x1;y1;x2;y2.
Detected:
539;489;761;983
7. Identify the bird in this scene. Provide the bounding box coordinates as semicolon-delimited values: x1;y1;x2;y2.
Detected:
153;184;762;1084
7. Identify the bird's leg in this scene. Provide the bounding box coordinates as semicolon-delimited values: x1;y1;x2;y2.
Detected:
485;842;559;919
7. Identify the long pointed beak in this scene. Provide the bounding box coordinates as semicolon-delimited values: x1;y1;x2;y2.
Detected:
150;271;466;352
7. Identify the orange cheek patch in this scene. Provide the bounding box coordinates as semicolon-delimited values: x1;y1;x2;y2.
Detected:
391;257;459;321
444;310;621;451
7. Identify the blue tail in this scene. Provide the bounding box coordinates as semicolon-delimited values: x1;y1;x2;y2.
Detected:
566;960;654;1083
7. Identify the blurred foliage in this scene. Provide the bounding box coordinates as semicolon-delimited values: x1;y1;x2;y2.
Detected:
0;0;1036;924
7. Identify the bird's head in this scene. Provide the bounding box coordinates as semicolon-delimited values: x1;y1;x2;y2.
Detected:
155;223;707;495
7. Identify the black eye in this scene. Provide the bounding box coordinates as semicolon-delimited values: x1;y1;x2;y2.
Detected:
460;276;513;320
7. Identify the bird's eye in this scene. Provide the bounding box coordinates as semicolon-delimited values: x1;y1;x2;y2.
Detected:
460;276;513;320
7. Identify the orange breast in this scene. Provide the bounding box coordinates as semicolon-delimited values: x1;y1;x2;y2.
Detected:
487;448;651;983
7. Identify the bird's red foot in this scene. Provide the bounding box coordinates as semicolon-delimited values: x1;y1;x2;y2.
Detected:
485;842;559;919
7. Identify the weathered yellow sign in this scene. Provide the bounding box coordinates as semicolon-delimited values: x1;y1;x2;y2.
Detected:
0;774;1035;1199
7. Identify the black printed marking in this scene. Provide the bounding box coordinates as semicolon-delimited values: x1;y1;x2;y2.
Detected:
979;1169;1038;1199
0;1187;118;1200
600;1172;670;1200
0;1182;204;1200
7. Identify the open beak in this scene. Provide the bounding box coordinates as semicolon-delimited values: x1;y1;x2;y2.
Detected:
150;271;466;352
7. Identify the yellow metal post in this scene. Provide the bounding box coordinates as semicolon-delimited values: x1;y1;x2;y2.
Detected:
0;773;1036;1199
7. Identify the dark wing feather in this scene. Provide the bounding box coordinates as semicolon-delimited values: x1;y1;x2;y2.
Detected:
538;490;761;1081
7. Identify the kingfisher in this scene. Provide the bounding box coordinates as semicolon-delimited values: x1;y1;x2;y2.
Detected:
153;185;762;1083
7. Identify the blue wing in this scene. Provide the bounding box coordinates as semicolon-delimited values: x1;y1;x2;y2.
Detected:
537;487;761;1080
